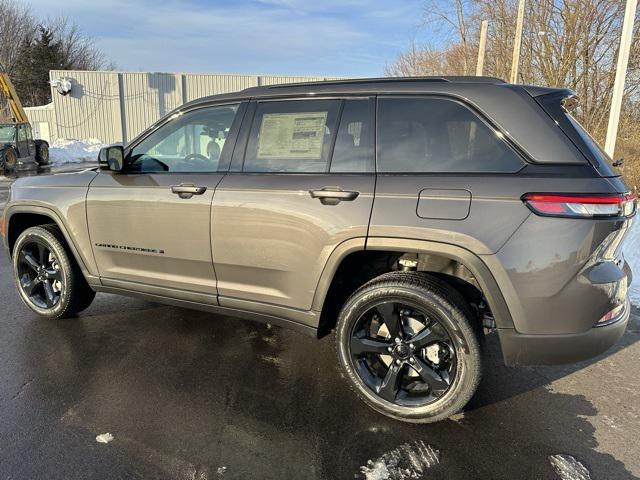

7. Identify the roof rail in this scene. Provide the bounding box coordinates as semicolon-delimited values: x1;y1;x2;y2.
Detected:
263;76;506;89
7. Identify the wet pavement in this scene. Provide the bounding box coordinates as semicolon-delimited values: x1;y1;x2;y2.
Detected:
1;171;640;479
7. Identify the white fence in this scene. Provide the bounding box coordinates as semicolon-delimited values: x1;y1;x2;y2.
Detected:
25;70;341;144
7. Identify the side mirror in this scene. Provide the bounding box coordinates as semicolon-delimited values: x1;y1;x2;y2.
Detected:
98;145;125;172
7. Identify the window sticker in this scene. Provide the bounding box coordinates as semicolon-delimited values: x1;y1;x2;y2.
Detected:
257;111;328;159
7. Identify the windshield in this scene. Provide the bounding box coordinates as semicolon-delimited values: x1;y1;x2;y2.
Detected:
0;125;16;143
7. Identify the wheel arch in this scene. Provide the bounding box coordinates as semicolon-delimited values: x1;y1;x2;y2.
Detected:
313;237;515;338
6;206;96;284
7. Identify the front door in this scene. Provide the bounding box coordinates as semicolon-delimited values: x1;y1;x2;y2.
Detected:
212;98;376;313
23;124;36;158
87;102;243;301
15;124;31;158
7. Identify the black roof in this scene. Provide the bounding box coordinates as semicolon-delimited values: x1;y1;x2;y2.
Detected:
263;75;504;88
241;76;505;95
180;76;513;110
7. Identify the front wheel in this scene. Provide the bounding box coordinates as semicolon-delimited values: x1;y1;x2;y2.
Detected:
335;272;482;423
2;147;17;175
13;226;96;319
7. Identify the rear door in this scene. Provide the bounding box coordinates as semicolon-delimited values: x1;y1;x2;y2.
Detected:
211;97;375;314
87;102;244;301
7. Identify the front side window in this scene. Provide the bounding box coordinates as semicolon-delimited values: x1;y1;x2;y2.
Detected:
244;100;340;173
128;104;239;173
0;126;15;143
377;97;524;173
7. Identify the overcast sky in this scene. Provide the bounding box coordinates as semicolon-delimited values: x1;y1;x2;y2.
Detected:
26;0;433;77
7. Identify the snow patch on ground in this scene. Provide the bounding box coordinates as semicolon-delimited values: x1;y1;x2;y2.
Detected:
360;441;440;480
95;432;114;444
623;220;640;307
549;454;591;480
49;138;104;165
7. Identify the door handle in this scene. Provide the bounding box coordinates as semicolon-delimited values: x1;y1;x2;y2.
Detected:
309;187;359;205
171;184;207;199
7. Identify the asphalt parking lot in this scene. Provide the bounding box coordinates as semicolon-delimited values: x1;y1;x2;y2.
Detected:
1;171;639;479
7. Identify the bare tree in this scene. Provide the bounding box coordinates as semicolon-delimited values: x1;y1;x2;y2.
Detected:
385;42;470;76
0;0;36;73
1;0;113;116
47;16;114;71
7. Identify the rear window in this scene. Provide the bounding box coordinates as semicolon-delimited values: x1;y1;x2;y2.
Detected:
377;97;524;173
536;92;617;176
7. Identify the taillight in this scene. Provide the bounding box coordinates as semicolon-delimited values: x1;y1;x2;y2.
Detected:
522;193;637;218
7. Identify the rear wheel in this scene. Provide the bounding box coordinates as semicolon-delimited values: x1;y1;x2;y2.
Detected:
35;141;49;165
335;271;482;423
2;147;17;174
13;226;96;319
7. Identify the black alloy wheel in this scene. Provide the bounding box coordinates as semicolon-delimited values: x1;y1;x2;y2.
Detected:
17;240;64;309
349;300;456;407
335;272;482;423
13;225;96;319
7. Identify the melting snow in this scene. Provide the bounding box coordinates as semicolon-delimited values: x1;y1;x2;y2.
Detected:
360;440;440;480
49;138;104;165
549;454;591;480
95;432;114;444
623;220;639;307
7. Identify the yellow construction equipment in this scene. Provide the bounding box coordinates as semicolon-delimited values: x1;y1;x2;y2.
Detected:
0;63;49;174
0;64;28;123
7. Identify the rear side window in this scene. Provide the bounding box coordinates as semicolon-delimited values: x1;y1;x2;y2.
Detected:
536;92;616;176
330;99;374;173
244;100;340;173
377;97;524;173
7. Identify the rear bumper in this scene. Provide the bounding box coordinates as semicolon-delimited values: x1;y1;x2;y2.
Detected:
498;298;630;366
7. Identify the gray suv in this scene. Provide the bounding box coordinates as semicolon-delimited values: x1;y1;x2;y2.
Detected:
2;77;636;423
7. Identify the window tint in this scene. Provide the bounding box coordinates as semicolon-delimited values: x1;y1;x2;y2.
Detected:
0;126;14;143
17;126;27;142
377;97;523;173
330;100;373;173
244;100;340;173
128;104;239;173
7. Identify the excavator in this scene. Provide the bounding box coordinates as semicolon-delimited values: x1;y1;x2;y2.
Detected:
0;63;49;175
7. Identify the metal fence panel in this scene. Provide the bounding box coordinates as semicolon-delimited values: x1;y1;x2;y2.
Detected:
121;72;184;141
184;74;258;102
49;70;122;143
35;71;345;144
259;75;335;85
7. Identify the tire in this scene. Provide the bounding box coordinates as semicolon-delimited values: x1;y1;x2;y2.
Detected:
335;271;482;423
35;141;49;165
2;147;17;174
12;225;96;319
